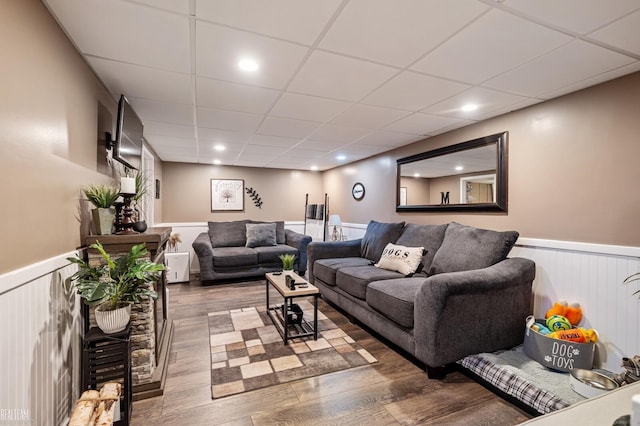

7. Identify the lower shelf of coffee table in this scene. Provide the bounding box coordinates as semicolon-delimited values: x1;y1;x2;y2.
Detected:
267;305;316;343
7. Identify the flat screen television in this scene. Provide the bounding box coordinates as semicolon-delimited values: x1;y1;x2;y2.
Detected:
114;95;143;170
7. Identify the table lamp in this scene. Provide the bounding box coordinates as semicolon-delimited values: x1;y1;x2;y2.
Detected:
328;214;343;241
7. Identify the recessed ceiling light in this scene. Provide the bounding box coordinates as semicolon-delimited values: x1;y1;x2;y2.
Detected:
455;165;464;171
214;144;225;152
238;58;259;72
213;159;222;165
336;154;346;161
310;165;318;171
413;172;420;177
461;103;478;112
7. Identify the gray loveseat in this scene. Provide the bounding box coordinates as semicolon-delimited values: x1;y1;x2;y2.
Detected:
307;221;535;378
193;220;312;283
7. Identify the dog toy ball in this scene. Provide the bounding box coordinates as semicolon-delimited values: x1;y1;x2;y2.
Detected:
546;314;572;331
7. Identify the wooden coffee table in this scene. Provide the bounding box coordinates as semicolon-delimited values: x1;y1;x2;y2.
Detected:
265;271;319;345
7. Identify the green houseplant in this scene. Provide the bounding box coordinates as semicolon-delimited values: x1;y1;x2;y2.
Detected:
67;241;164;333
279;253;296;271
83;184;120;235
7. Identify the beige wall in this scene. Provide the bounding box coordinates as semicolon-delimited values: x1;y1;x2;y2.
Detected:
161;162;323;222
400;177;430;205
0;0;122;273
324;71;640;247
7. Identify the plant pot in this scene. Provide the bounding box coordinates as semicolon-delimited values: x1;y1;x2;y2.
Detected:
91;208;115;235
95;304;131;334
132;221;147;233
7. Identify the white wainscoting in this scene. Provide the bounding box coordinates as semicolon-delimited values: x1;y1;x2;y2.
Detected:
0;251;83;426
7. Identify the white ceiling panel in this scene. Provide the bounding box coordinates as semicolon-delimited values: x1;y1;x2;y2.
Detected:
288;50;398;102
363;72;470;112
319;0;489;67
196;77;280;115
503;0;640;35
270;93;351;122
197;107;263;132
422;87;533;120
589;10;640;56
196;0;342;45
42;1;640;171
331;104;411;130
196;22;309;89
88;57;193;105
385;113;463;136
411;9;573;84
45;0;190;73
483;40;636;97
257;117;319;139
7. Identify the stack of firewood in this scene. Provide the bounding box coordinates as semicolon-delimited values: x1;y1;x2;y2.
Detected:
69;382;121;426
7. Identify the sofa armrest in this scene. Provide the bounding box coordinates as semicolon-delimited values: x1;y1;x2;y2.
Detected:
284;229;312;274
192;232;214;281
414;257;535;368
307;239;362;284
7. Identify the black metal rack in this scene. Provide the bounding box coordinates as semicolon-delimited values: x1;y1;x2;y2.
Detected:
304;193;328;241
82;326;132;425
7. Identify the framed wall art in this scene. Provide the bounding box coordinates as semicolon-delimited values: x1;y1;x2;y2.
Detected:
211;179;244;211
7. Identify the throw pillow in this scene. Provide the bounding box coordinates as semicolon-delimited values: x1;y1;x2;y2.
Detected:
375;243;425;276
428;222;519;275
208;220;251;247
360;220;406;262
245;223;277;248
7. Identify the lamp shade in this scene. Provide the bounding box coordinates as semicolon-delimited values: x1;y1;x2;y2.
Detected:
328;214;342;226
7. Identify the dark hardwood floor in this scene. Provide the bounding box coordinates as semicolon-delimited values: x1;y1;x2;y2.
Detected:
131;277;532;425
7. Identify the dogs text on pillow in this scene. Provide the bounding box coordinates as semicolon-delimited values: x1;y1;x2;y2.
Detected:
375;243;425;276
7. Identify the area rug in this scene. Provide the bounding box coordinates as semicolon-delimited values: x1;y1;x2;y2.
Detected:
208;301;377;398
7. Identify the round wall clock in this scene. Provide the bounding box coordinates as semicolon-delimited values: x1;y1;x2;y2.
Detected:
352;182;365;201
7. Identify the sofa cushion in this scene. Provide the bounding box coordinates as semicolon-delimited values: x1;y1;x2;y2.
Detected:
396;223;448;274
360;220;406;262
336;265;403;300
314;257;372;286
428;222;519;275
208;220;251;248
375;243;425;276
366;278;425;328
245;223;277;248
212;246;257;268
252;220;285;244
254;244;297;265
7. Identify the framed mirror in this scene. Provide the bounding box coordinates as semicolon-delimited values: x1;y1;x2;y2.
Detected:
396;132;508;212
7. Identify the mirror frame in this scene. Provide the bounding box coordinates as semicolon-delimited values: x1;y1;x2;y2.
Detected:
396;131;508;213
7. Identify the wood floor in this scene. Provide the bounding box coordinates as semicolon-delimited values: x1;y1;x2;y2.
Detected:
131;278;532;425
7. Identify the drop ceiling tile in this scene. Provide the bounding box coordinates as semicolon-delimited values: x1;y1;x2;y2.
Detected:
307;124;371;143
197;77;281;114
283;147;325;159
343;144;393;156
503;0;640;35
331;104;411;130
127;97;194;126
257;117;319;138
429;120;475;136
319;0;489;67
295;139;344;151
197;107;263;132
145;134;196;148
270;93;351;122
363;71;469;111
288;50;398;102
134;0;190;15
247;134;301;147
144;121;194;138
589;10;640;56
411;9;573;84
44;0;190;72
483;40;636;97
88;57;192;105
162;155;200;163
472;98;543;121
355;131;422;147
196;0;341;45
422;87;534;120
199;143;244;157
385;113;463;135
196;22;309;89
197;128;252;145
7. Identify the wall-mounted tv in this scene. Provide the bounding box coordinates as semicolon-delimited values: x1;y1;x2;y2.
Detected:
114;94;143;170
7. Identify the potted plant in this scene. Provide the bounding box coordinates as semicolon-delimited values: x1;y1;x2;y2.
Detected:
132;172;148;233
67;241;164;333
279;253;297;271
83;184;120;235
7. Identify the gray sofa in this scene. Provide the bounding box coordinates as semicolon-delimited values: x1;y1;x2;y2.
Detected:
193;220;312;282
307;221;536;378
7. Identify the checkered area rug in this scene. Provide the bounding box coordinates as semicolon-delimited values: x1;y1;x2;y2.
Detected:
208;301;377;398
